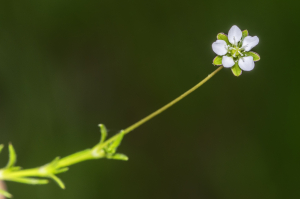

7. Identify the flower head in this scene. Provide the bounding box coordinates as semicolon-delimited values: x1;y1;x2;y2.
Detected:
212;25;260;76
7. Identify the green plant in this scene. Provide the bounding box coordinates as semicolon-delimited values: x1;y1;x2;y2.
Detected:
0;25;260;198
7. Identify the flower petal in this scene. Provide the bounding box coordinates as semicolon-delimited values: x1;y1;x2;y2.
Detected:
238;56;255;71
242;36;259;51
222;56;235;68
228;25;242;44
212;40;227;56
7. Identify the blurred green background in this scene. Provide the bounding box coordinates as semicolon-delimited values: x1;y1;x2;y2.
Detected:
0;0;298;198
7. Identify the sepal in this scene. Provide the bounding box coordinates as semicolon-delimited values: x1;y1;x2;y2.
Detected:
231;62;242;77
217;33;229;44
213;56;222;66
242;30;248;39
244;51;260;61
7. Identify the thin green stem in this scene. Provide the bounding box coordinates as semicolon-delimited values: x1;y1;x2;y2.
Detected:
0;65;223;185
102;66;223;147
57;149;95;168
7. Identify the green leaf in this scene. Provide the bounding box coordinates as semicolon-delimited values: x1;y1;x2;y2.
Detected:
6;177;49;185
242;30;248;39
213;56;222;66
10;166;22;171
99;124;107;144
245;51;260;61
55;167;69;174
45;157;69;174
217;33;229;44
107;130;125;153
6;143;17;168
0;189;12;198
0;144;4;154
50;157;60;166
107;153;129;161
50;175;65;189
231;62;242;77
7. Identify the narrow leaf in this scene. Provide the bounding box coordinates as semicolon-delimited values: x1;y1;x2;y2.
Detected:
10;166;22;171
242;30;248;39
231;62;242;77
213;56;222;66
0;144;4;154
0;189;12;198
245;51;260;61
217;33;229;44
99;124;107;144
50;157;60;166
50;175;65;189
6;143;17;168
6;177;49;185
55;167;69;174
108;153;129;161
107;131;125;153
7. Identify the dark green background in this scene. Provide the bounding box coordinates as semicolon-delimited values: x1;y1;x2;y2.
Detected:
0;0;298;198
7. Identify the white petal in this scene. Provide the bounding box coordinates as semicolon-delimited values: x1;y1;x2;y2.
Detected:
228;25;242;44
242;36;259;51
238;56;255;71
222;56;235;68
212;40;227;56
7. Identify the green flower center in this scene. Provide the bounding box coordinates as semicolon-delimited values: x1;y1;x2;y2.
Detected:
231;47;240;56
228;42;245;59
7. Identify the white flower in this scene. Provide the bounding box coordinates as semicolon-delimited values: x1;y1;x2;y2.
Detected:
212;25;260;76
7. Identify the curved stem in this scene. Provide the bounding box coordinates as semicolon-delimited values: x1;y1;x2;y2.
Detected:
0;66;223;192
102;66;223;147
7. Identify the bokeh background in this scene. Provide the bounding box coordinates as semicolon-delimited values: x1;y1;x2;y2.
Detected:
0;0;298;198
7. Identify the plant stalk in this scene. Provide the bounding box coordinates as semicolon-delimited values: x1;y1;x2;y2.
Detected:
102;65;223;146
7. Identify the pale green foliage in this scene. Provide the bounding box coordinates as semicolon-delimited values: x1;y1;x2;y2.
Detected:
93;127;128;161
99;124;107;144
0;124;127;198
217;33;229;44
231;62;242;77
105;131;128;161
0;189;12;198
213;56;222;66
0;145;4;154
5;177;48;185
245;51;260;61
6;143;17;169
242;30;248;39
